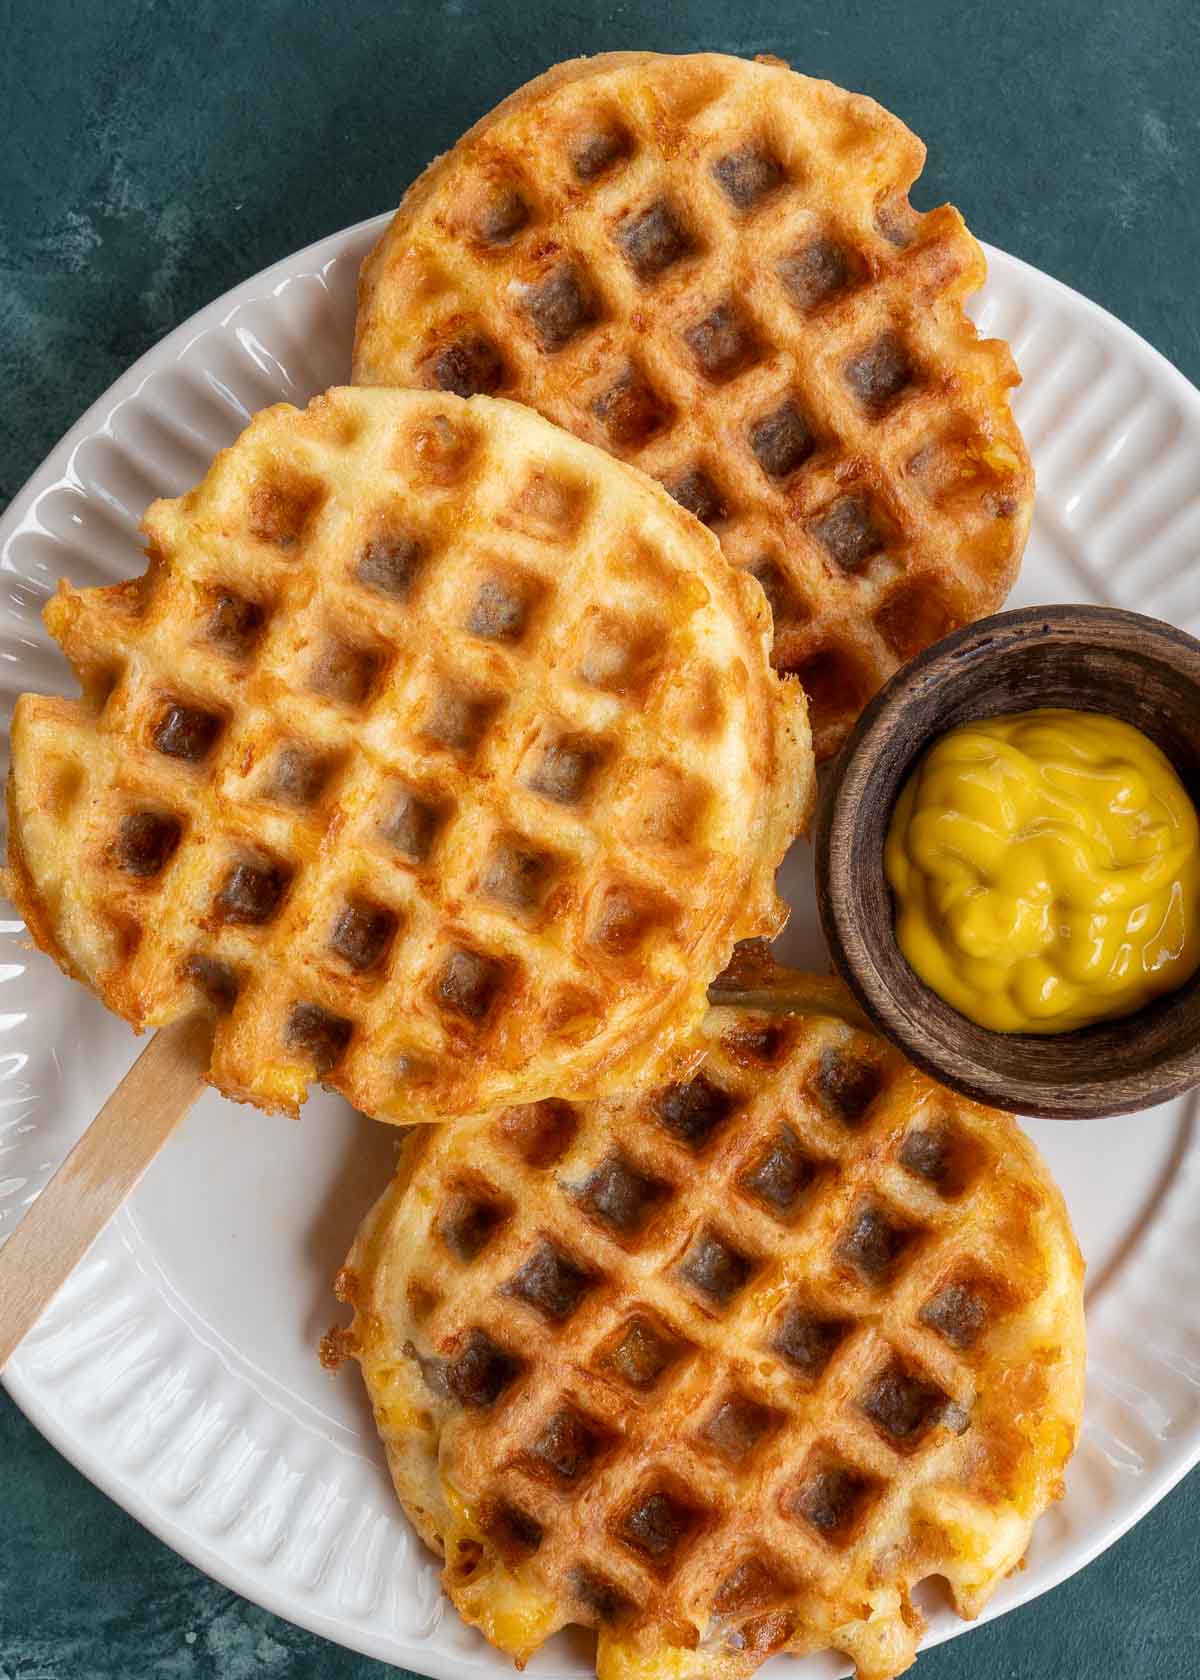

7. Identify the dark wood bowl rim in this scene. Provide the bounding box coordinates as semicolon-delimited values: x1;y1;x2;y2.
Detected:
815;604;1200;1118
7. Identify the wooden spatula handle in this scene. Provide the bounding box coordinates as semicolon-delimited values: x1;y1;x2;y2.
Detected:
0;1016;211;1372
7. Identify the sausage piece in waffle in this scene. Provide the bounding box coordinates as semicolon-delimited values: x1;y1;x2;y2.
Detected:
354;51;1033;759
6;387;812;1124
327;970;1084;1680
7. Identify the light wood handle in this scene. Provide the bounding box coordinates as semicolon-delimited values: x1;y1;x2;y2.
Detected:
0;1016;212;1372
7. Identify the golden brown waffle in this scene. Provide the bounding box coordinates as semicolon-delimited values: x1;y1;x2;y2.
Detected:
6;387;812;1124
327;969;1084;1680
353;51;1034;759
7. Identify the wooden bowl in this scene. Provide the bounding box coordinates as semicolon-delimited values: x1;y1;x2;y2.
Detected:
814;605;1200;1118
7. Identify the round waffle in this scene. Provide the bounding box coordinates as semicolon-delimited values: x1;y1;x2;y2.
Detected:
353;51;1034;760
6;386;811;1124
327;970;1084;1680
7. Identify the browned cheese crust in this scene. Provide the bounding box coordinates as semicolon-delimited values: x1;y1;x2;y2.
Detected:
354;52;1033;758
7;386;812;1123
330;969;1085;1680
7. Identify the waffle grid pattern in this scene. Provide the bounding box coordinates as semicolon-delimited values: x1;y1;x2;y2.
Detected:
342;992;1084;1678
9;387;809;1122
354;52;1033;755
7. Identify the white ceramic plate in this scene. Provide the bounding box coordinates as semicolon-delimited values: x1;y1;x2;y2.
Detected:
2;215;1199;1677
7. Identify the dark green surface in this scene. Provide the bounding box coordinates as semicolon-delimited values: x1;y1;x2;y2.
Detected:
2;0;1197;1674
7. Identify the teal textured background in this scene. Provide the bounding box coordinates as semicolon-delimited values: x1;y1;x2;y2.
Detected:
2;0;1198;1675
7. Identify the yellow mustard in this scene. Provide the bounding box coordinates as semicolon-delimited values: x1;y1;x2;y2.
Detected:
884;708;1200;1033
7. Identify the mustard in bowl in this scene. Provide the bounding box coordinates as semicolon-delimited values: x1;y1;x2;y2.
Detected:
884;708;1200;1033
815;605;1200;1118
